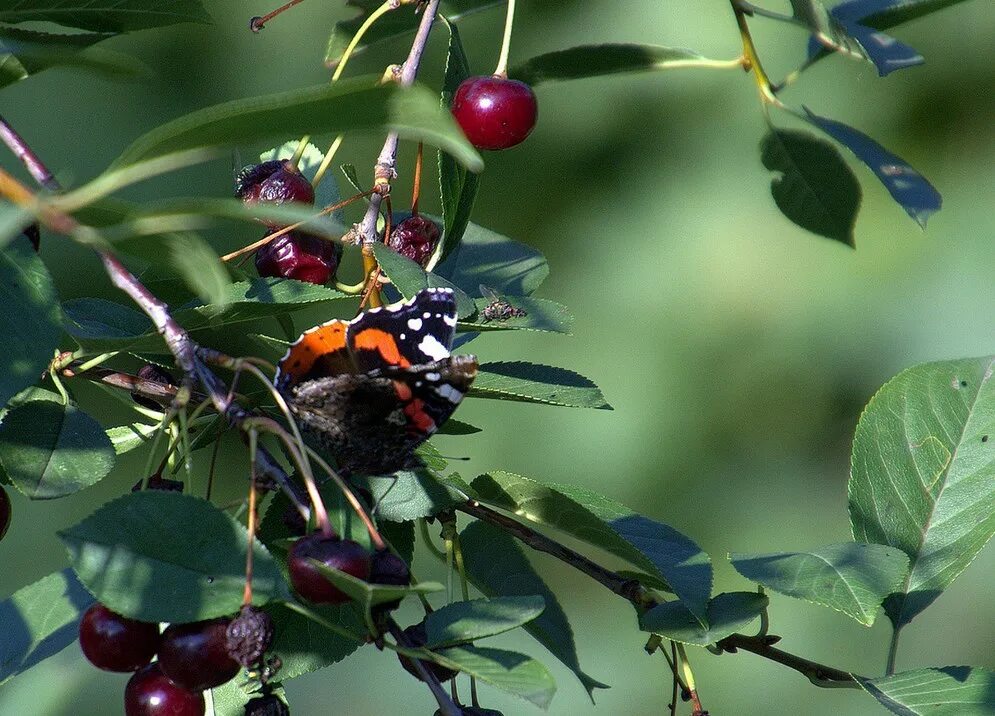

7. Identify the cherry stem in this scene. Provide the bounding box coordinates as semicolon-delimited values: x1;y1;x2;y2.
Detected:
386;618;462;716
244;431;260;606
249;0;306;31
331;0;396;82
411;142;423;214
301;445;386;551
312;134;344;189
493;0;516;77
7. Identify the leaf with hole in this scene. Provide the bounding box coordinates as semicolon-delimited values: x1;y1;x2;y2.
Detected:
640;592;768;646
730;543;909;626
60;491;288;623
0;401;115;499
460;520;608;698
470;362;611;410
850;357;995;629
761;128;861;246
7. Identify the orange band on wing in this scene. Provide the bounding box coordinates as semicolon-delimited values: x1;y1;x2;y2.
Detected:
278;321;348;384
351;328;411;368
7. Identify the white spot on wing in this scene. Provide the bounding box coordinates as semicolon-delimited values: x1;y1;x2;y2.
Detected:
407;317;423;331
418;334;449;360
425;372;441;382
423;312;431;319
436;384;464;403
443;314;457;327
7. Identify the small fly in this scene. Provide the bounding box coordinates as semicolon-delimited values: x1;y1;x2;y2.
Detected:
479;284;528;323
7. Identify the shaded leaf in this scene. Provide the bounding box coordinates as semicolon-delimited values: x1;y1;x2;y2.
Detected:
60;491;288;623
210;682;287;716
0;27;142;90
470;362;611;410
511;44;714;85
730;543;908;625
850;357;995;629
0;569;95;687
113;77;482;173
106;421;160;455
425;596;546;648
359;468;462;522
120;231;231;305
0;0;211;33
460;520;608;698
62;297;159;354
0;401;114;499
308;559;443;626
760;128;860;246
831;0;971;31
0;202;34;247
460;294;573;334
177;278;351;327
265;601;362;681
372;243;476;318
858;666;995;715
434;645;556;709
804;108;941;227
0;236;61;406
434;222;548;297
640;592;768;646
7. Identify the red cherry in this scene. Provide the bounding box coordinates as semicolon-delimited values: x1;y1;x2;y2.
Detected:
369;549;411;614
396;621;458;683
451;76;538;150
157;618;241;691
125;663;205;716
236;160;314;208
288;533;371;604
255;231;340;285
0;485;11;541
387;215;440;266
79;603;160;672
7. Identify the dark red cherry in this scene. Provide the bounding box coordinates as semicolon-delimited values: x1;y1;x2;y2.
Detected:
0;485;11;542
245;693;291;716
288;533;371;604
396;621;458;683
369;549;411;613
254;230;340;285
79;603;160;672
451;75;538;150
125;663;205;716
236;160;315;208
387;215;440;266
158;617;241;691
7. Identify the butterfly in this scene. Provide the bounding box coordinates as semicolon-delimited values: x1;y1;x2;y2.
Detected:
275;288;477;475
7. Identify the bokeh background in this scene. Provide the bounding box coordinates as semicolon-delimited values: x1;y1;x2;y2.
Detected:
1;1;993;714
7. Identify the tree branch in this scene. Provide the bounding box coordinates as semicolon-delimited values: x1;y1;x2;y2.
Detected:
716;633;860;688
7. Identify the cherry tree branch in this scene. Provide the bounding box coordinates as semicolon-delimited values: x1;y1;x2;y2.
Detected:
357;0;443;245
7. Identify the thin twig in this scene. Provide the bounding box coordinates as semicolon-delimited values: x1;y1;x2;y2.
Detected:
386;618;462;716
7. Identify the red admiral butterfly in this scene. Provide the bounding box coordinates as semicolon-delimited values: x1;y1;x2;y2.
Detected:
275;287;478;475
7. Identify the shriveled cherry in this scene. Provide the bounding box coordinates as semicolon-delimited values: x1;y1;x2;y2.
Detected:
387;215;440;266
158;617;241;691
236;160;314;208
396;621;458;683
255;230;340;285
288;533;371;604
125;663;205;716
79;603;160;673
225;605;275;667
0;485;11;542
451;76;538;150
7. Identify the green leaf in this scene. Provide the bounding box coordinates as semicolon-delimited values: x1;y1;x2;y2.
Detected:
324;0;501;67
0;27;142;90
120;231;231;305
106;421;160;455
372;243;476;318
640;592;768;646
436;417;481;435
470;471;669;583
177;278;351;328
459;294;573;334
60;491;288;623
850;357;995;629
470;362;612;410
0;202;34;247
730;543;909;626
210;682;287;716
0;569;95;687
434;645;557;709
0;0;211;33
858;666;995;715
0;236;61;406
434;222;548;297
62;297;160;354
0;401;115;499
425;596;546;648
265;601;363;681
760;128;860;246
358;469;462;522
551;481;713;626
459;520;608;698
511;44;715;85
436;16;479;264
113;77;482;173
804;108;941;227
308;558;443;625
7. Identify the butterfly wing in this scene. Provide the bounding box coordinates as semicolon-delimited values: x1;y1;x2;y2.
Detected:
274;320;353;391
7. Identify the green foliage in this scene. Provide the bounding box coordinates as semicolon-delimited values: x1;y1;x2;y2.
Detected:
430;644;557;709
424;595;546;648
0;27;142;91
730;543;909;626
640;592;768;646
0;400;115;499
511;44;714;85
460;295;573;334
471;362;612;409
760;128;861;246
0;0;211;33
60;491;288;622
434;221;548;296
858;666;995;715
850;357;995;630
372;243;476;317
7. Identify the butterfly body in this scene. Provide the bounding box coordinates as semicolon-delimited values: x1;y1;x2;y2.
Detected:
275;288;477;475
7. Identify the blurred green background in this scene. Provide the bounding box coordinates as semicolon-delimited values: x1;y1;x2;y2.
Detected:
1;1;993;714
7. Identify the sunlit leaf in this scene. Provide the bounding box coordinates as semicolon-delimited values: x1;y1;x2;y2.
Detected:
640;592;767;646
434;222;548;297
858;666;995;715
372;243;476;318
470;362;612;410
511;44;715;85
850;357;995;629
433;645;557;709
